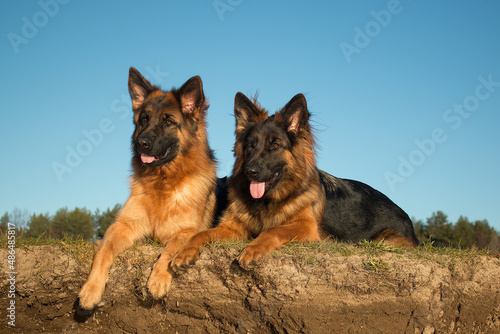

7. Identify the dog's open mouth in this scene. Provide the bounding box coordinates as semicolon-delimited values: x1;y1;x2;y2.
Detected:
249;172;279;199
140;148;171;164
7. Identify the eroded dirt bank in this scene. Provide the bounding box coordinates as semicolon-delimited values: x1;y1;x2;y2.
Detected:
1;244;499;333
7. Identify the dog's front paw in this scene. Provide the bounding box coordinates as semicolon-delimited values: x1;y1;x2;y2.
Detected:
147;266;172;299
78;280;105;310
237;245;266;270
170;247;200;273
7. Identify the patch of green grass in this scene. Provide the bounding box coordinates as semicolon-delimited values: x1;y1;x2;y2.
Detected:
408;240;498;267
279;242;322;265
0;233;94;265
1;233;497;269
281;239;355;257
356;239;407;255
207;239;248;251
134;238;164;247
279;239;416;267
363;255;391;273
305;239;356;256
0;233;91;248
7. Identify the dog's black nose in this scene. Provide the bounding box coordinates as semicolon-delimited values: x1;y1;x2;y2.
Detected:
245;165;259;179
137;137;151;151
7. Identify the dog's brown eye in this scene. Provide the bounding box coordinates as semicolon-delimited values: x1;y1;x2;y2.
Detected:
162;115;174;126
271;141;280;149
141;114;149;125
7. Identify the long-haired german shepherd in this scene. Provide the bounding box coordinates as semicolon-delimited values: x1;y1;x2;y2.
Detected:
78;68;217;310
171;92;417;271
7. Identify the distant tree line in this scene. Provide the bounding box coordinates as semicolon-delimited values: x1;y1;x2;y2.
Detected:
413;211;500;250
0;205;121;240
0;207;499;251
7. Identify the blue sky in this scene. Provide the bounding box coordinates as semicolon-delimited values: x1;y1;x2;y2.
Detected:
1;0;499;231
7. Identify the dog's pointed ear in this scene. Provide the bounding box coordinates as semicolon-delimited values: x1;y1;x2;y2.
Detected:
234;92;265;132
178;76;204;116
128;67;154;110
280;94;310;134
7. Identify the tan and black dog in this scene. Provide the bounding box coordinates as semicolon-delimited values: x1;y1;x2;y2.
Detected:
78;67;217;309
171;92;418;271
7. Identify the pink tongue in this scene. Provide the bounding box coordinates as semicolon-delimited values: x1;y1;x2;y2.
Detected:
250;181;266;199
141;154;156;164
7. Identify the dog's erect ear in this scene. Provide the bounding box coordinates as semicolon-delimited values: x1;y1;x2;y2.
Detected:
178;76;204;116
128;67;154;110
234;92;266;132
279;94;310;134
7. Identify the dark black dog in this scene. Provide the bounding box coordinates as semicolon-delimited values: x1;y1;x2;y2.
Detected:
319;171;418;246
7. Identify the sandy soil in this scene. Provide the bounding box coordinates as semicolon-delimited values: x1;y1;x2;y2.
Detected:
1;244;499;333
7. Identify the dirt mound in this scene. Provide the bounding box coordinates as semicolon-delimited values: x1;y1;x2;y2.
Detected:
1;244;499;333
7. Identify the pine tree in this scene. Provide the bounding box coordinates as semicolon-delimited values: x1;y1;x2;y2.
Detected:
426;211;453;247
0;212;10;234
26;213;53;238
94;204;122;238
453;216;474;248
52;207;96;240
